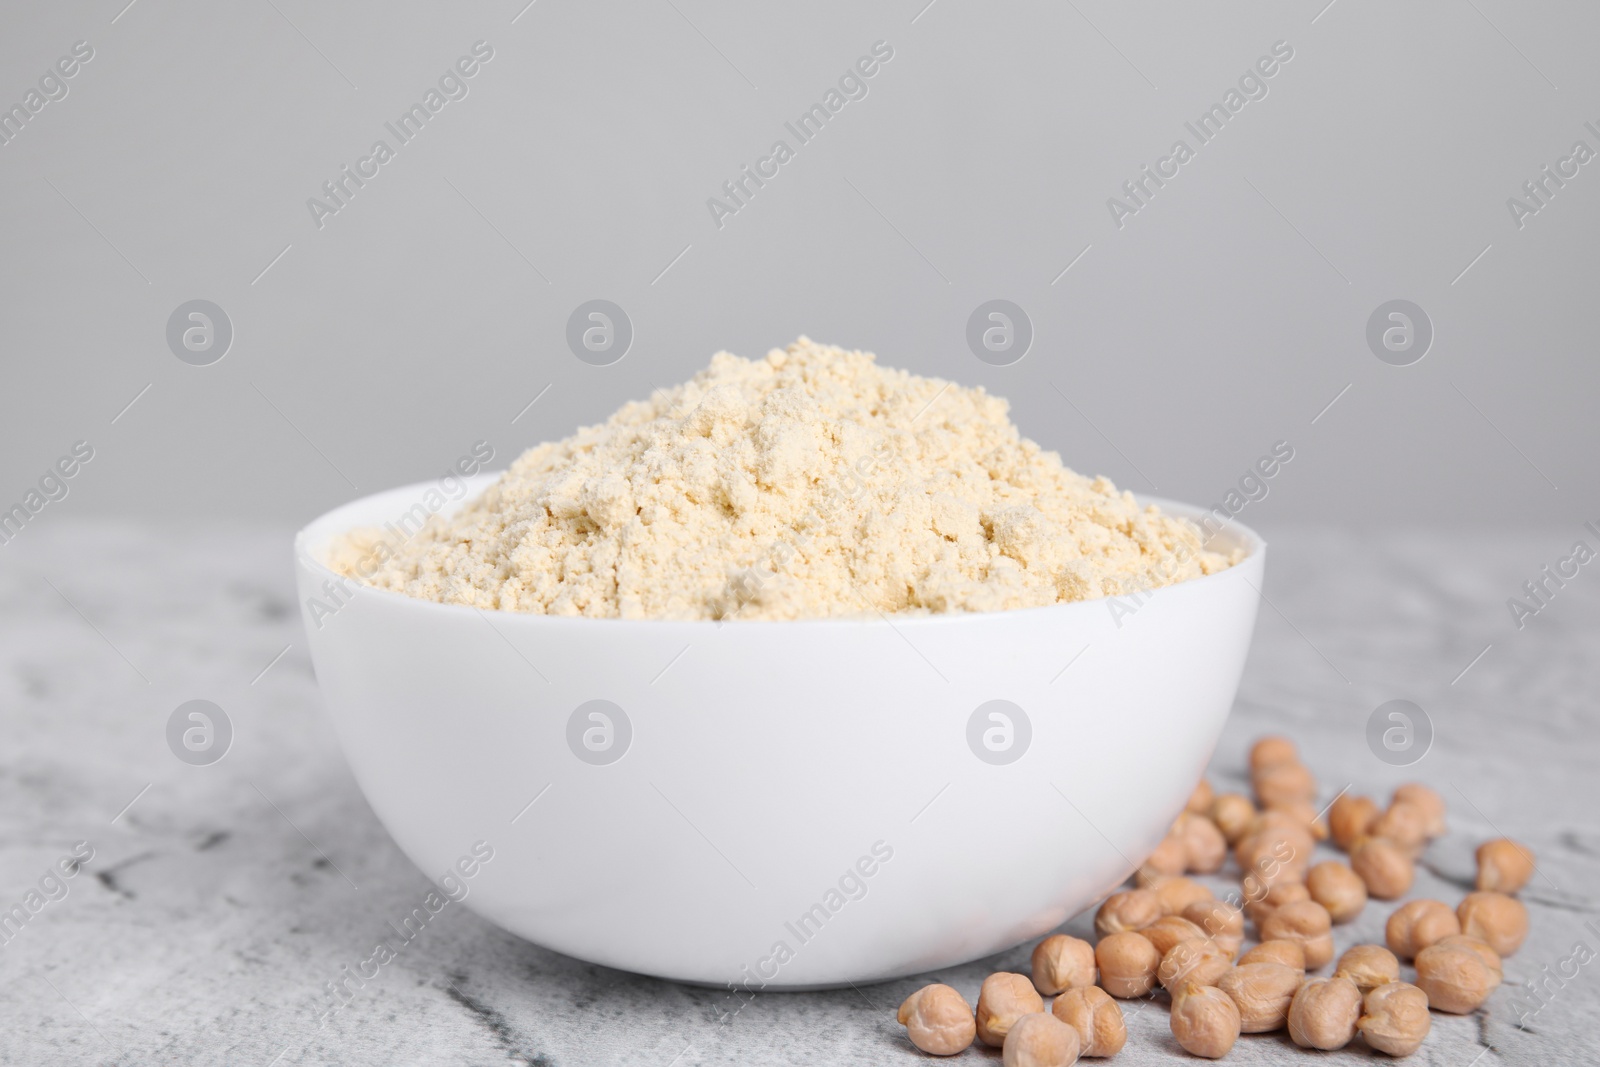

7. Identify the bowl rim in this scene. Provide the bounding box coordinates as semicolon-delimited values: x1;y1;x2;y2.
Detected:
294;474;1266;629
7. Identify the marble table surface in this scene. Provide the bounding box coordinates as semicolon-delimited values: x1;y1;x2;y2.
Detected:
2;521;1596;1066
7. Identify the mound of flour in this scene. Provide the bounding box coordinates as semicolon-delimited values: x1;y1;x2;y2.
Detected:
329;338;1237;619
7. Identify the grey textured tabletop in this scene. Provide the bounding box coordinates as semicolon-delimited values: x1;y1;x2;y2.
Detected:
2;521;1596;1066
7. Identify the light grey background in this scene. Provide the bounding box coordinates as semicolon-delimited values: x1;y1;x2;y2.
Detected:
1;0;1596;533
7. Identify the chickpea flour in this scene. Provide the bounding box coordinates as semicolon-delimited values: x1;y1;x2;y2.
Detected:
329;338;1239;619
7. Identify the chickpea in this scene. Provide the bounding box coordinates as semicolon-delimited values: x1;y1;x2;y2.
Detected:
1238;871;1272;912
1182;899;1244;957
1187;777;1215;815
1236;827;1311;888
1051;985;1126;1058
1264;798;1329;840
898;984;977;1056
1253;761;1316;808
1170;982;1241;1058
1259;900;1335;970
1159;938;1232;990
1414;941;1498;1014
1383;899;1459;961
1306;860;1367;923
1209;792;1255;844
1245;880;1309;928
1135;833;1188;885
1141;915;1208;957
1149;876;1213;917
1327;793;1378;852
1349;835;1414;900
1172;812;1227;874
1031;934;1096;995
1436;934;1504;987
1247;807;1314;840
1217;961;1301;1032
1241;811;1315;852
1287;975;1362;1050
1392;782;1446;838
1239;940;1305;972
1333;944;1399;992
976;972;1044;1047
1457;890;1529;956
1095;931;1160;999
1476;838;1535;894
1248;809;1312;844
1239;869;1303;916
1368;801;1430;855
1357;981;1431;1056
1001;1012;1079;1067
1249;735;1298;773
1093;889;1160;940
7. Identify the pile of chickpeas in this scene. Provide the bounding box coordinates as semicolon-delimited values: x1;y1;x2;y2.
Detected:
895;737;1534;1063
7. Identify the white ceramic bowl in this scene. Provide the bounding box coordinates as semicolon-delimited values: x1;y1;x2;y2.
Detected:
294;474;1264;989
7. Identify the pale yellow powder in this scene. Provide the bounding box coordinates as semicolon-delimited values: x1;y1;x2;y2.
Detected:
328;338;1238;620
